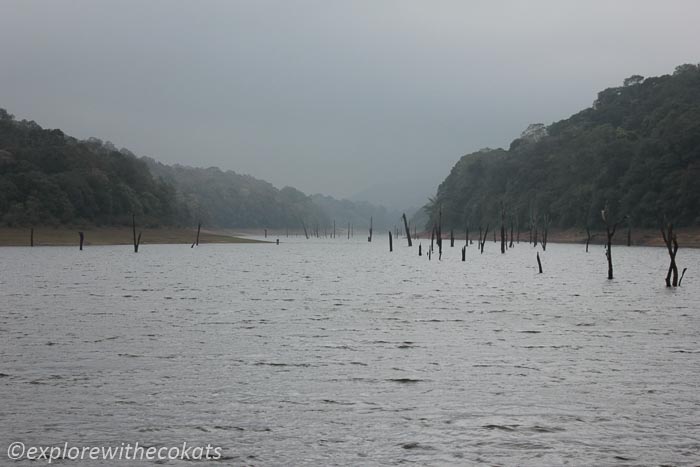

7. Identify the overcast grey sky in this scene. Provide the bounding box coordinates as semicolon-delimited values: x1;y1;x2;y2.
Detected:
1;1;699;206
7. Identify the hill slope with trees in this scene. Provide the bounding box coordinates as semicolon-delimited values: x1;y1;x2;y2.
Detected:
0;108;391;231
0;109;177;226
422;64;700;231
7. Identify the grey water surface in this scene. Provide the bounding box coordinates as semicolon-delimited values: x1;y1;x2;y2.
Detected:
1;238;699;465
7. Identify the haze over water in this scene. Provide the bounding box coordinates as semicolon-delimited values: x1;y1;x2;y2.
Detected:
1;239;698;465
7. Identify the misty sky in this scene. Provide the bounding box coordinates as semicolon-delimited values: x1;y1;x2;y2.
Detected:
1;1;699;207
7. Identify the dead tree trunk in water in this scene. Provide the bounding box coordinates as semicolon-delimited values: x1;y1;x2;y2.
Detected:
389;231;393;252
401;213;412;247
347;222;350;239
479;225;489;254
661;223;680;287
541;214;550;251
132;214;141;253
461;245;466;261
450;229;454;247
191;222;201;248
536;252;543;274
300;219;309;239
368;217;373;242
430;225;435;253
79;231;84;251
500;204;506;254
418;243;422;256
602;207;624;280
30;227;34;247
585;226;593;252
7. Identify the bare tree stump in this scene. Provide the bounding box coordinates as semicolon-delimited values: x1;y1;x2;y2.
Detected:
30;227;34;247
479;224;489;254
389;231;393;252
500;203;506;254
191;222;201;248
79;231;84;251
402;213;412;247
661;223;680;287
132;214;141;253
541;214;550;251
537;252;543;274
585;226;594;253
602;207;624;280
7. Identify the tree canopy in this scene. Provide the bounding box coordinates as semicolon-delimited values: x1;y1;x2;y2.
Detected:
422;64;700;231
0;109;390;230
0;112;176;227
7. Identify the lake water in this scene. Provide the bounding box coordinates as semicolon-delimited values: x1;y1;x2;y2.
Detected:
1;237;699;465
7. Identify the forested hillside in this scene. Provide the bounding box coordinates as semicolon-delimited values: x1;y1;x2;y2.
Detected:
0;109;177;226
423;64;700;230
0;108;388;230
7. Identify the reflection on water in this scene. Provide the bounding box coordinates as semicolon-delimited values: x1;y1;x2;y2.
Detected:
1;238;699;465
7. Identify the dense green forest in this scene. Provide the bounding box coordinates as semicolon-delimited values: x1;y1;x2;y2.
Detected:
0;109;177;226
422;64;700;231
0;108;392;230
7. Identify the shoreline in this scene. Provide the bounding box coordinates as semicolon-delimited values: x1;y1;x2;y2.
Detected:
521;228;700;248
2;226;699;248
415;227;700;249
0;227;265;247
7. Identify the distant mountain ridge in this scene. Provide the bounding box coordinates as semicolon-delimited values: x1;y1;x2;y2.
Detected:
421;64;700;230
